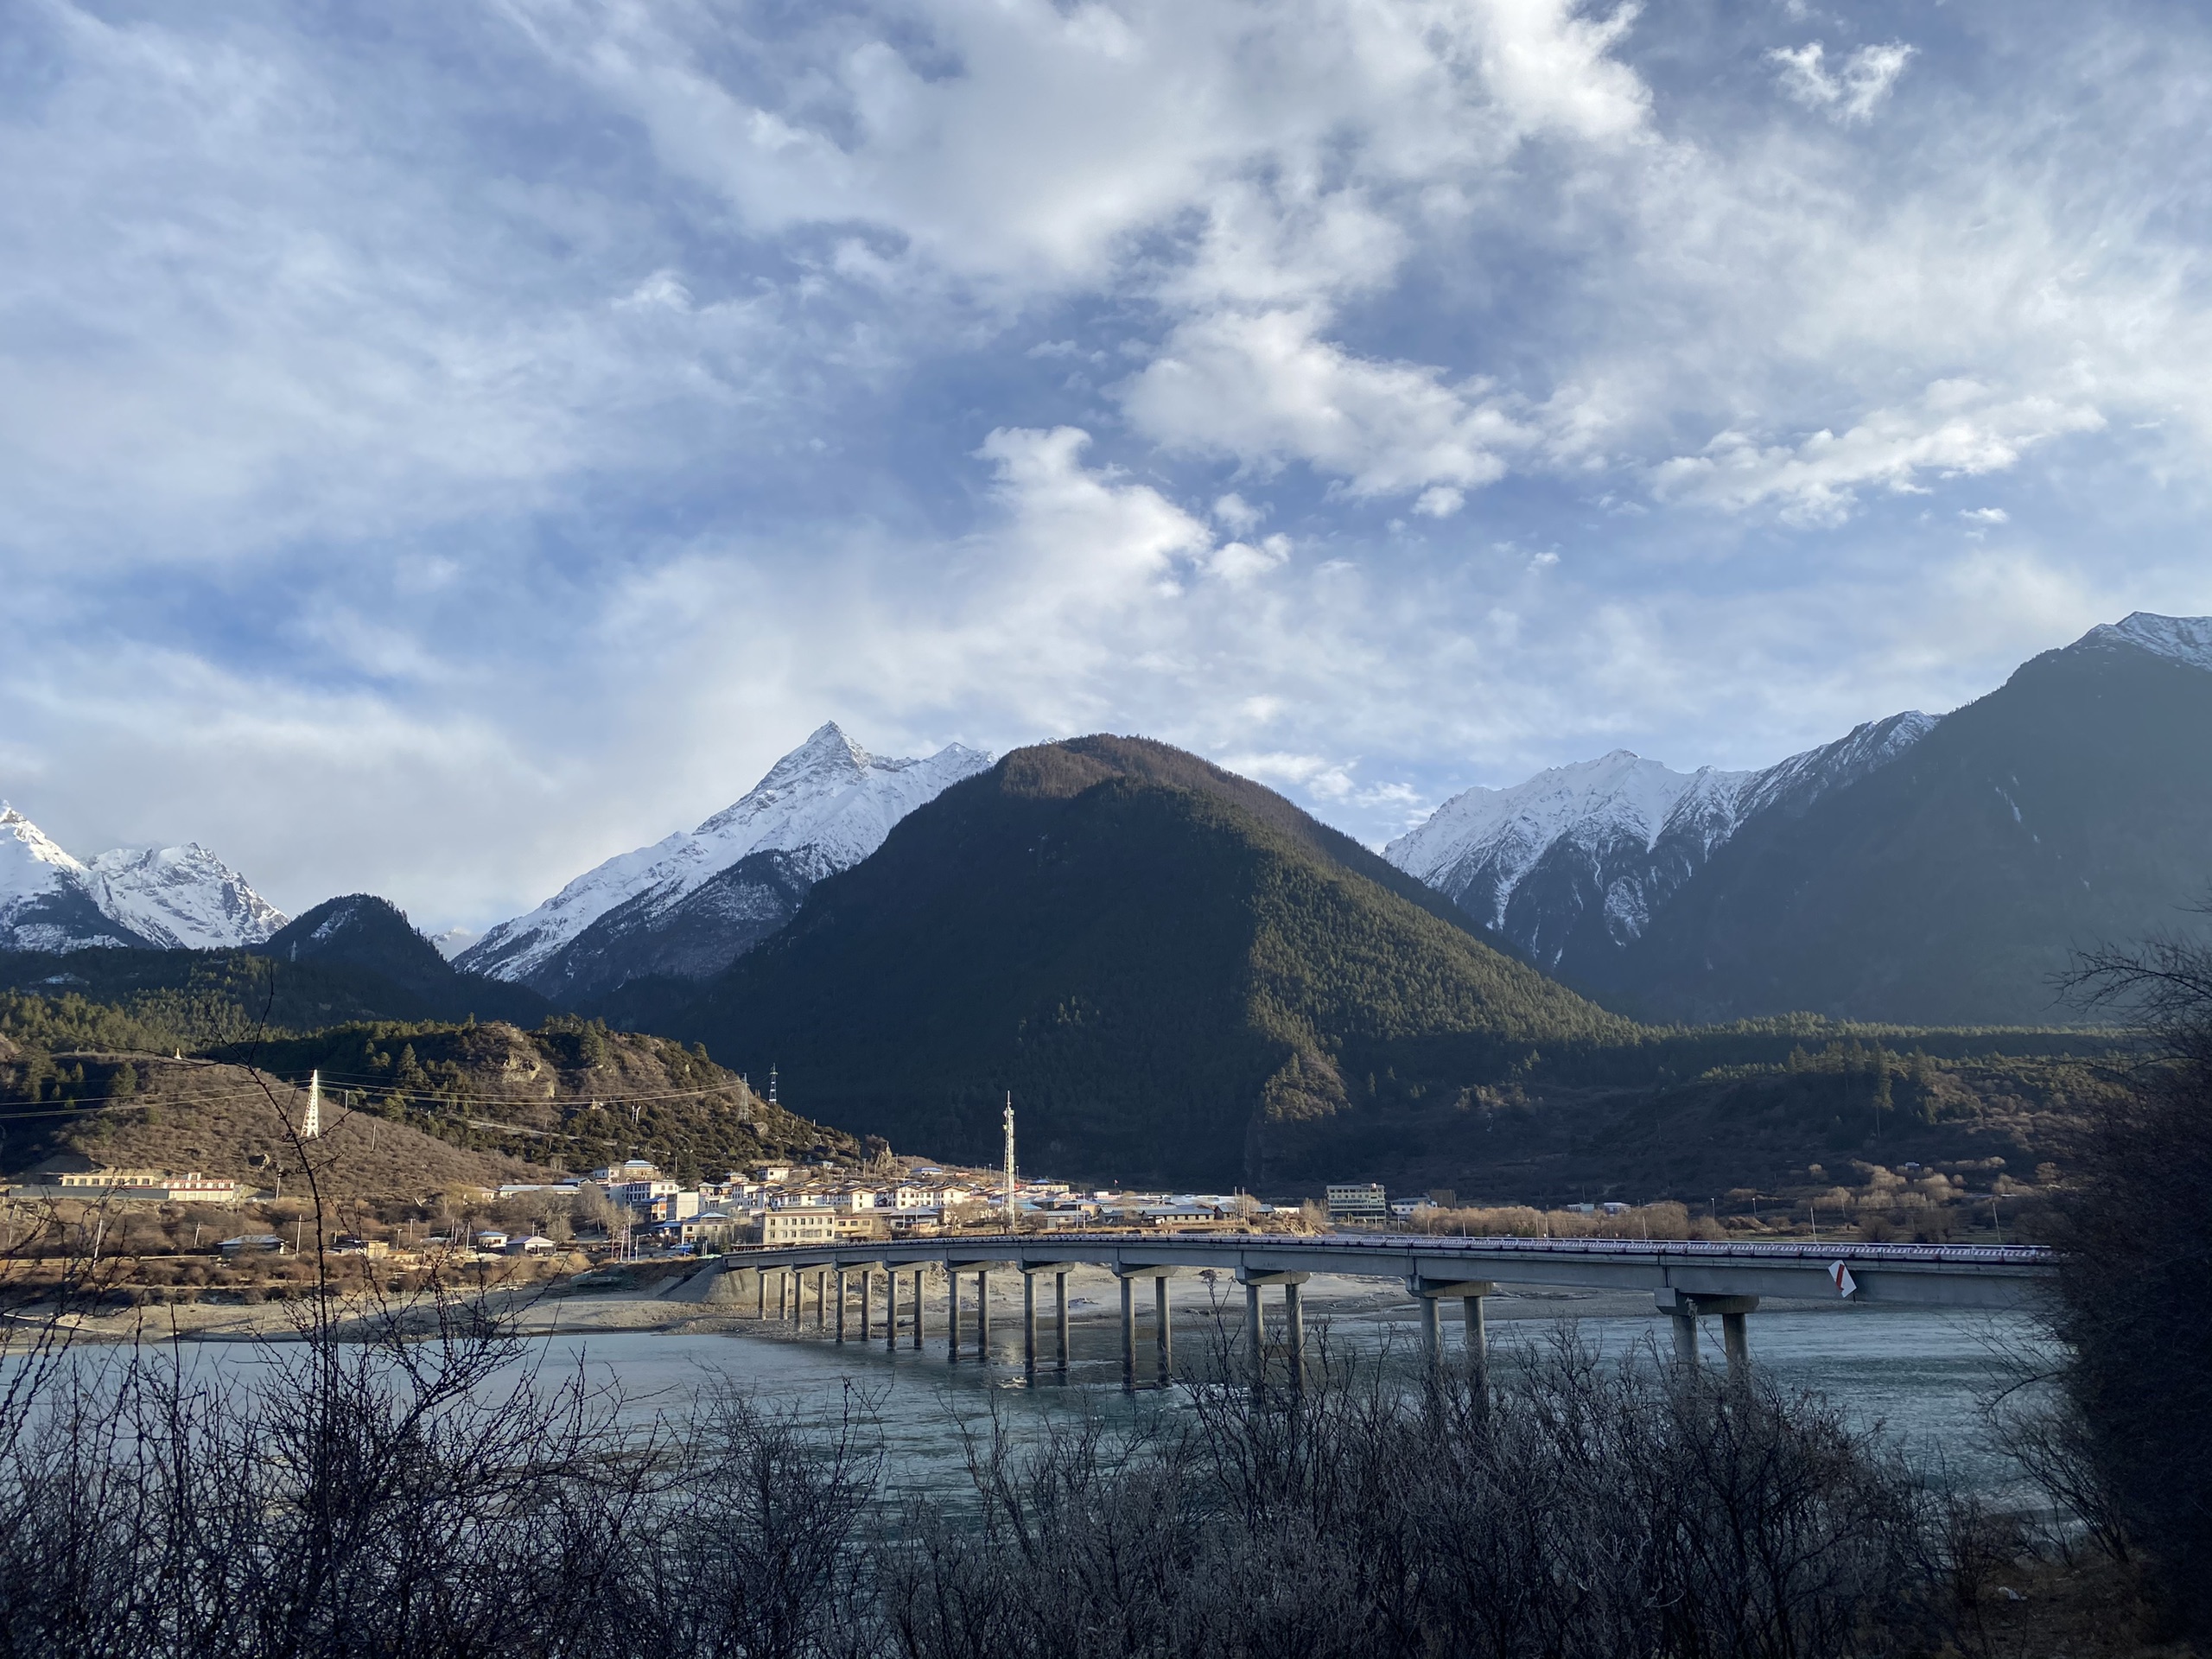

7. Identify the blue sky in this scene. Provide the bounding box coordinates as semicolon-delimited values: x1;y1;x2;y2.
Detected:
4;0;2210;931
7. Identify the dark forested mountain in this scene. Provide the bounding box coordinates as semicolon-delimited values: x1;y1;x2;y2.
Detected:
1581;616;2212;1024
671;736;1632;1188
255;895;551;1026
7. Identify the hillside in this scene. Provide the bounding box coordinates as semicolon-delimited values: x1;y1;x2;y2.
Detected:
1591;622;2212;1023
0;1014;858;1197
218;1019;861;1182
1269;1025;2134;1206
0;1052;562;1201
670;736;1633;1187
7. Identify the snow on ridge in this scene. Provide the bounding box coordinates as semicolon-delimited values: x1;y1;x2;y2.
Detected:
2091;612;2212;671
1385;711;1936;944
1387;751;1748;888
461;723;995;983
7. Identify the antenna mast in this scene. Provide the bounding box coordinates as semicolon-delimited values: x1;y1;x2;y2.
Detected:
1002;1093;1015;1220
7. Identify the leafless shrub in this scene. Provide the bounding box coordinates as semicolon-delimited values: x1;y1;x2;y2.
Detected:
887;1331;1964;1659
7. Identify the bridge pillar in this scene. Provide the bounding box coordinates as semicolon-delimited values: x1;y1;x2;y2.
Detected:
1722;1310;1750;1371
1284;1281;1306;1393
1023;1270;1037;1371
1156;1275;1173;1384
813;1269;826;1332
860;1268;873;1342
977;1270;992;1361
911;1268;925;1350
834;1269;848;1343
948;1270;962;1361
1245;1281;1262;1392
886;1268;899;1351
1120;1274;1136;1393
1407;1278;1497;1374
756;1269;766;1319
1464;1294;1488;1383
1656;1289;1758;1376
1236;1269;1311;1395
1055;1270;1070;1371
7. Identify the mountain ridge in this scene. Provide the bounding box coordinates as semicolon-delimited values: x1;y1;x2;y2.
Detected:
1385;712;1934;974
460;722;993;1000
1;806;285;955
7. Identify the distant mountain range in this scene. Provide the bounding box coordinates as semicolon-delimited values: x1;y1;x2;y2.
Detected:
0;808;285;952
1387;611;2212;1025
9;608;2210;1079
457;723;992;1001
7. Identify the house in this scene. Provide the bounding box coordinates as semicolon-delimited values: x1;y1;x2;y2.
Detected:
40;1168;241;1204
673;1211;745;1248
506;1235;558;1255
1325;1183;1389;1224
218;1234;283;1255
761;1211;887;1246
474;1230;510;1250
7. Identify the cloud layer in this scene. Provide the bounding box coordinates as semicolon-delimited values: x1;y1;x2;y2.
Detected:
3;0;2210;926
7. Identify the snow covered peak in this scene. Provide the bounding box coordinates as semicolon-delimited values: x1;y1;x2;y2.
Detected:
0;805;87;904
0;805;284;953
2076;612;2212;672
87;843;288;950
1387;751;1750;893
461;726;995;986
1385;712;1936;948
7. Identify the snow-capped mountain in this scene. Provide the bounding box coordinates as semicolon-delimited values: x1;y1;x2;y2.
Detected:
460;723;995;1001
1385;712;1935;970
0;805;286;954
86;843;288;949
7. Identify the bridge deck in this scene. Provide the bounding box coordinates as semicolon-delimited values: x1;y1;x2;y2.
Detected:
719;1230;2052;1311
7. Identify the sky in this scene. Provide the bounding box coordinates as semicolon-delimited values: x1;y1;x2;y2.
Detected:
4;0;2211;933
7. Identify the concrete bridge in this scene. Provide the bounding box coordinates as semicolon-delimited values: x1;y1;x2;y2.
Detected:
711;1231;2053;1389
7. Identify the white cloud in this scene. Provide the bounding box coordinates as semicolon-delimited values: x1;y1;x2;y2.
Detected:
1959;506;2010;524
1651;382;2105;525
1219;751;1359;800
1208;534;1294;585
1770;41;1916;124
1119;308;1528;498
1213;492;1267;532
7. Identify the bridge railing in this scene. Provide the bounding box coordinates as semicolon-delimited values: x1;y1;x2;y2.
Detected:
721;1230;2051;1268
